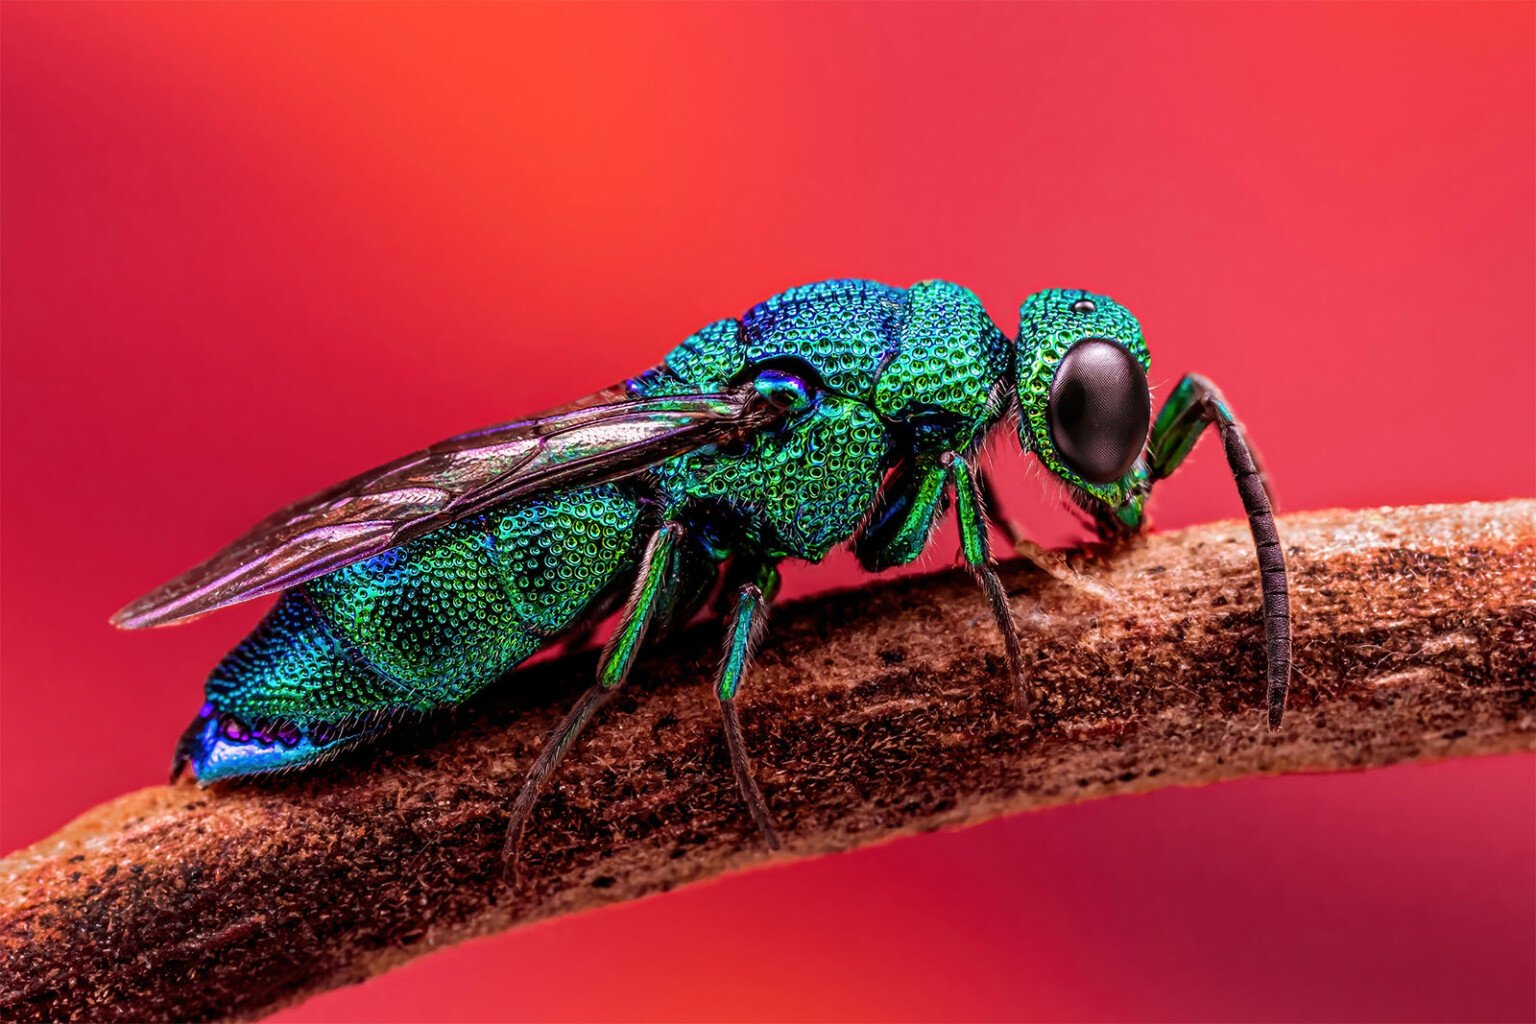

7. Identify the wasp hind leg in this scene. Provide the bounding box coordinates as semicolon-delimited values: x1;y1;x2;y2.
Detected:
502;522;684;879
714;563;782;850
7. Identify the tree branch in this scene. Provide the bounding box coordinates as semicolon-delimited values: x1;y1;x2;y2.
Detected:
3;501;1533;1022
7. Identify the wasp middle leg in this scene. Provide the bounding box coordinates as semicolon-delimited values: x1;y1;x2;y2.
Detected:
713;562;782;849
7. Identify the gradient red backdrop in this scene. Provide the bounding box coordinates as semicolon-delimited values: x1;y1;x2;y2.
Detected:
4;4;1533;1021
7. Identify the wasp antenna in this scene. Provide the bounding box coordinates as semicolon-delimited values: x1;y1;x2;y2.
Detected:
1145;374;1291;726
1215;412;1291;728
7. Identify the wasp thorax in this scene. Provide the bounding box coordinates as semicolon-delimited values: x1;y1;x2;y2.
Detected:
1048;338;1151;483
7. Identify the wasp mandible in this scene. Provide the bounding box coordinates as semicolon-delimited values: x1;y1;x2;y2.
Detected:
115;279;1292;859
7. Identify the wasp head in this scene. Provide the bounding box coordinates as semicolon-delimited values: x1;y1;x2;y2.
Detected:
1014;289;1152;528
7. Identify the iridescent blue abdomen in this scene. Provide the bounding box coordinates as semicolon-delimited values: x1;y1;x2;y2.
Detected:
181;484;644;779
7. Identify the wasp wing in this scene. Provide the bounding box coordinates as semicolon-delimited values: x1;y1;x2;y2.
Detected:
113;384;772;629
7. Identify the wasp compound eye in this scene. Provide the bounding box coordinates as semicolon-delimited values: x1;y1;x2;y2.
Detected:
1048;338;1152;484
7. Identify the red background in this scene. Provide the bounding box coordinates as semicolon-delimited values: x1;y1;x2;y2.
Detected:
4;3;1533;1021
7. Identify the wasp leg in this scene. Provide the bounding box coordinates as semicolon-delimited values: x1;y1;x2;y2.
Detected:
976;469;1116;605
1144;374;1291;728
502;522;684;878
714;563;782;850
852;451;951;570
853;451;1030;714
946;453;1031;714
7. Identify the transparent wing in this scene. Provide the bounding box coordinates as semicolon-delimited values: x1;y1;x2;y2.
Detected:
113;384;773;629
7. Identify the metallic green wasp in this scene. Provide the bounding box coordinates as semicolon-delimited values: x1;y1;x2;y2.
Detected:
115;279;1291;858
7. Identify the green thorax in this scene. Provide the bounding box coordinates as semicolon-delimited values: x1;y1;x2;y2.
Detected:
631;278;1012;562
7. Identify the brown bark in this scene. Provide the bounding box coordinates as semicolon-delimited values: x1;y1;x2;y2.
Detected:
2;500;1533;1022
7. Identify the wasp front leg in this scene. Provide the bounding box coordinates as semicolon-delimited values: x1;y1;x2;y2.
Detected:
854;451;1030;713
977;470;1118;604
1139;374;1291;727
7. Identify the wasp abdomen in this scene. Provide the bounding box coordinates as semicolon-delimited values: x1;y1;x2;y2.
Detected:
184;485;644;780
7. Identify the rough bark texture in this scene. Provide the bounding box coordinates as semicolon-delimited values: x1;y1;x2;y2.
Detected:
2;500;1533;1022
